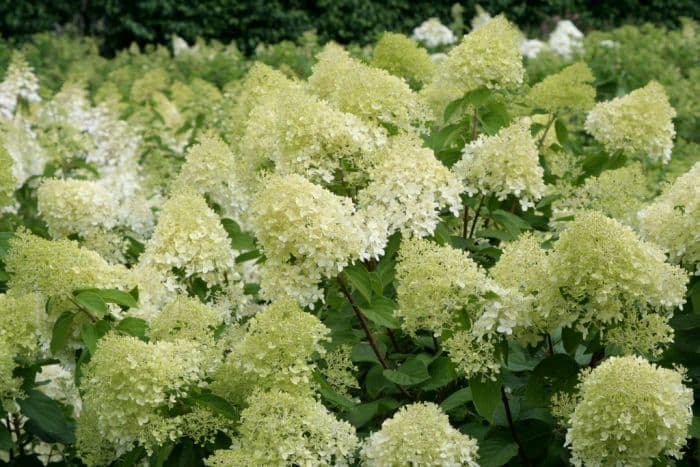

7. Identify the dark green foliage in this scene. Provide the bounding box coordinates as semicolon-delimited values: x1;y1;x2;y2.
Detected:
1;1;699;55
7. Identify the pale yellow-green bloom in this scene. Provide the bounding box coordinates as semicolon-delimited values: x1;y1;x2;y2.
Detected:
211;299;330;404
552;163;651;226
421;15;524;117
5;230;132;300
0;293;42;358
77;334;209;465
140;189;237;290
638;162;700;272
206;389;358;467
371;32;434;85
361;402;479;467
357;134;463;240
321;345;359;399
566;356;693;466
0;51;40;118
148;295;223;344
526;62;596;114
251;174;366;306
0;144;15;207
585;81;676;163
309;42;429;132
453;120;545;209
37;178;119;238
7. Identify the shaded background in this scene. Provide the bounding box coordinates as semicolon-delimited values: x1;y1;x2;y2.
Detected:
1;0;699;55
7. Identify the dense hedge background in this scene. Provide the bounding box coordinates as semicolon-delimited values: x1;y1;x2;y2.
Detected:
1;0;699;54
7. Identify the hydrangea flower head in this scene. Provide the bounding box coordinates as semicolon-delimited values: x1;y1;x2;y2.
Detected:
585;81;676;163
566;356;693;466
361;402;479;467
453;120;544;209
206;389;358;467
309;43;429;132
371;32;434;84
548;20;584;58
527;62;596;113
0;51;40;118
411;18;457;48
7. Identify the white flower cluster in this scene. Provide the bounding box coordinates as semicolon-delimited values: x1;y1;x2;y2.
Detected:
0;52;40;118
548;20;584;58
357;134;462;242
411;18;457;48
453;120;545;209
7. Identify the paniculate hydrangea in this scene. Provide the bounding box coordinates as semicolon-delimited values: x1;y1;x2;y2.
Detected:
206;390;358;467
0;339;20;410
140;189;237;289
371;33;434;85
76;334;208;465
527;62;596;114
549;210;687;333
452;120;545;209
421;16;524;117
5;230;132;300
604;313;674;360
37;178;119;238
638;162;700;272
1;117;48;187
321;345;359;399
585;81;676;163
251;174;366;306
308;43;429;132
520;39;547;59
361;402;479;467
0;51;40;118
171;131;248;221
239;83;386;192
0;144;15;208
566;356;693;467
357;134;462;240
471;4;493;30
211;299;330;404
0;293;42;357
552;163;651;226
548;20;584;58
148;295;223;344
411;18;456;48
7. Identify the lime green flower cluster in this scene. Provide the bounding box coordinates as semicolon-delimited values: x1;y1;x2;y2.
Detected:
357;134;463;239
148;295;223;344
361;402;480;467
0;339;20;410
585;81;676;163
76;334;209;465
421;15;524;116
140;189;237;290
321;345;359;399
566;356;693;466
395;238;530;379
172;132;246;222
211;299;330;404
5;230;132;300
638;162;700;272
251;174;365;306
527;62;596;114
0;293;42;358
370;32;434;85
0;145;15;208
309;43;429;131
206;389;358;466
239;83;386;191
551;163;651;225
453;120;545;209
37;178;119;238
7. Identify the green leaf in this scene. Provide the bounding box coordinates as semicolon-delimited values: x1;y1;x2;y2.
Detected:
555;119;569;145
526;354;580;406
347;401;379;427
443;97;467;123
221;218;256;250
18;389;76;444
0;421;13;450
463;88;492;108
0;232;14;260
690;416;700;439
74;291;108;317
490;210;531;235
360;297;400;329
235;249;261;263
469;376;502;422
343;264;372;302
383;359;429;386
96;288;138;308
421;357;457;391
670;313;700;330
440;387;473;412
315;373;356;410
50;311;75;354
81;323;98;354
116;447;147;467
478;432;519;467
367;272;384;296
186;391;239;420
351;342;386;365
116;317;149;339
